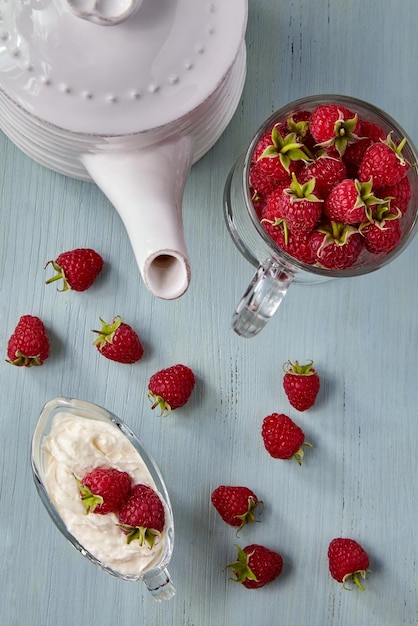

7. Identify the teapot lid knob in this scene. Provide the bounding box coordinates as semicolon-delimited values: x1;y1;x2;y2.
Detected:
65;0;143;25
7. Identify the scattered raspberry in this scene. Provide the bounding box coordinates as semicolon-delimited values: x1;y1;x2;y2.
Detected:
93;316;144;364
76;467;132;515
45;248;103;292
283;359;320;411
227;544;283;589
6;315;50;367
261;413;312;464
328;538;370;591
211;486;263;530
148;364;195;415
118;483;165;549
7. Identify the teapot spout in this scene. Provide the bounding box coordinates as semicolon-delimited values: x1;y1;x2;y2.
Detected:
82;138;193;300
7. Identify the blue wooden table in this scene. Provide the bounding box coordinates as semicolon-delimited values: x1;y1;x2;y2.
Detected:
1;1;418;624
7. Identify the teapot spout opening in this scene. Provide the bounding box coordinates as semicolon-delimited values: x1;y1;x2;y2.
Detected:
144;251;190;300
81;137;194;300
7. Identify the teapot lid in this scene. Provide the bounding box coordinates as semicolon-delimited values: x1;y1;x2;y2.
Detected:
0;0;247;135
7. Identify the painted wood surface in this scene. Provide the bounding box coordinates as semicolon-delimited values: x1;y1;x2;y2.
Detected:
1;1;418;625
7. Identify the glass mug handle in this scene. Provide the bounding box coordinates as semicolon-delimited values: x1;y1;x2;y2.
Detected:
232;259;294;338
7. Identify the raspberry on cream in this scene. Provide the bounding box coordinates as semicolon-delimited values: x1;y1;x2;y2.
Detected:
41;412;167;577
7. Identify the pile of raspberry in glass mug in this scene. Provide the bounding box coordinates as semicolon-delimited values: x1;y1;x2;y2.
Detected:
250;101;413;269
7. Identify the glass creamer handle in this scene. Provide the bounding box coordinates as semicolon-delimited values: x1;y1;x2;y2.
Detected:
232;259;294;338
142;568;176;601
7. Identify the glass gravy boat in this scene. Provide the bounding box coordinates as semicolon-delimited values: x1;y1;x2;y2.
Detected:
31;397;175;601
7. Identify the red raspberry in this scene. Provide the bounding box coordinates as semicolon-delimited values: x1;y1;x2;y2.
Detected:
249;160;288;199
260;192;316;264
360;120;387;143
358;134;410;187
118;484;165;548
284;110;311;133
276;174;323;235
148;364;195;415
227;544;283;589
309;104;360;155
298;155;347;199
328;538;370;590
376;176;412;215
274;228;315;265
250;191;268;220
250;190;267;220
324;178;380;224
211;486;263;530
261;182;289;219
261;413;312;464
77;467;132;515
45;248;103;292
284;110;316;152
360;206;402;254
283;359;320;411
93;316;144;364
253;125;307;181
6;315;50;367
253;129;289;181
259;186;287;240
310;222;364;270
344;120;386;170
260;215;283;243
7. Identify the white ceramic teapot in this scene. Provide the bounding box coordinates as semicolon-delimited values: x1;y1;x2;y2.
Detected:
0;0;248;299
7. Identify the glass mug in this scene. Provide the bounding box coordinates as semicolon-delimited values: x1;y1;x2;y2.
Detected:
224;95;418;337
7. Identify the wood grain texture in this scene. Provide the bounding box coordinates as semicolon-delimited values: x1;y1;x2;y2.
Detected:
1;1;418;625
